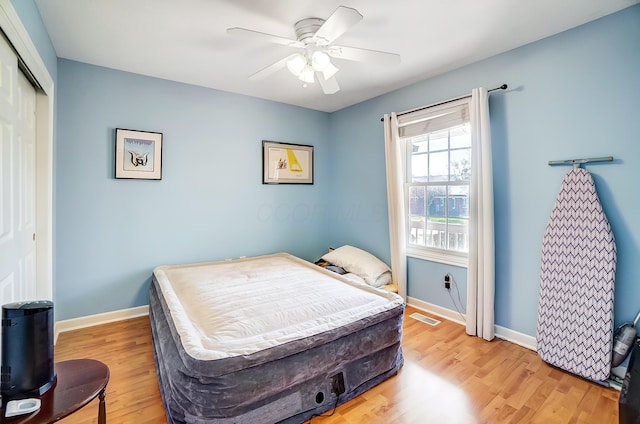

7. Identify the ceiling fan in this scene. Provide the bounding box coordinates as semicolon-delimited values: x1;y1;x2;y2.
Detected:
227;6;401;94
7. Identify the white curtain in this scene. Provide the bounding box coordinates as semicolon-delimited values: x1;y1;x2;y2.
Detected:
383;113;407;300
466;87;496;341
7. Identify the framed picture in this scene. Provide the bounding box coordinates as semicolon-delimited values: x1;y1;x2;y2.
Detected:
262;141;314;184
115;128;163;180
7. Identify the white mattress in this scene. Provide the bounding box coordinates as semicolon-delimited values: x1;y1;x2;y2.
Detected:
153;253;404;361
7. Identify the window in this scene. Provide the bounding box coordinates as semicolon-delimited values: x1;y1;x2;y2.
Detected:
399;99;470;265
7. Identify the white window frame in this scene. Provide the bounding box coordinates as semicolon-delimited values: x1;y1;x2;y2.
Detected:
398;98;471;267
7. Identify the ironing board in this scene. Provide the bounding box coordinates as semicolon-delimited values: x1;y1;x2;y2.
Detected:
536;168;616;381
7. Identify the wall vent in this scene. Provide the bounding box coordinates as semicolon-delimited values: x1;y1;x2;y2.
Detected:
409;312;440;326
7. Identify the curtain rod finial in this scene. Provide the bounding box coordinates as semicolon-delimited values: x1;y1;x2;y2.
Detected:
499;84;507;90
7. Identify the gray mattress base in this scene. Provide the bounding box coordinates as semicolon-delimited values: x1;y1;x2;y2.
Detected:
149;280;404;424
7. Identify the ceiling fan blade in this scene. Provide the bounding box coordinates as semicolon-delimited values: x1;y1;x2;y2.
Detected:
312;6;363;46
249;55;295;81
317;73;340;94
227;27;304;48
327;45;401;66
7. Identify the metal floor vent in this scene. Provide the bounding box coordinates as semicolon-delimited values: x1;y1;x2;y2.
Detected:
409;312;441;326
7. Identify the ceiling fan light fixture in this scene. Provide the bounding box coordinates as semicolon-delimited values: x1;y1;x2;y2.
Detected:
286;53;306;77
230;6;400;95
298;65;315;84
311;51;330;71
311;50;339;80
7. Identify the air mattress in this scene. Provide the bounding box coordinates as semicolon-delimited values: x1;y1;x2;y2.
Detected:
149;253;405;423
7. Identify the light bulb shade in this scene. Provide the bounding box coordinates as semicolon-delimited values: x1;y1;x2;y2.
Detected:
311;51;330;71
286;54;306;77
298;66;315;84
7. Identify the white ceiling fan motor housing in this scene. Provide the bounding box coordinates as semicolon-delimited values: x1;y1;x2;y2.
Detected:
294;18;325;45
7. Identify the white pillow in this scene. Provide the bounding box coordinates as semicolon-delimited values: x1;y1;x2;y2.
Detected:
322;245;391;287
374;271;392;288
341;273;367;285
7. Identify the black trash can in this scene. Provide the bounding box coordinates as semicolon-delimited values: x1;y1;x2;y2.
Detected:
620;340;640;424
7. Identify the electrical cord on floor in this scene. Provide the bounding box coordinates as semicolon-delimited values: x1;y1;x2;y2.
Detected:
307;394;340;423
446;273;466;324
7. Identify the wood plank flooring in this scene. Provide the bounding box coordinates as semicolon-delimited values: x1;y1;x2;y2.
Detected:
54;306;620;423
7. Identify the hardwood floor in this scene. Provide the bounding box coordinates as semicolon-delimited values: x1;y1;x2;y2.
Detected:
54;306;620;423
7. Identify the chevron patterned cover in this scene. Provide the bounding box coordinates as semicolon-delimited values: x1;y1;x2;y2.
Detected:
536;168;616;381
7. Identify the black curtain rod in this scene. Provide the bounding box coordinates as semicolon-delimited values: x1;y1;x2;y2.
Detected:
380;84;508;122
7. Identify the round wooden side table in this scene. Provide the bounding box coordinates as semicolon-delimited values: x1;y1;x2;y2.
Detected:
1;358;110;424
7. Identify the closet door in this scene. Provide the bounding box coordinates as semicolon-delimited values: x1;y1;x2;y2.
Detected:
0;33;37;306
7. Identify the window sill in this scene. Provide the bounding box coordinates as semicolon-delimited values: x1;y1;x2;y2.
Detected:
406;247;468;267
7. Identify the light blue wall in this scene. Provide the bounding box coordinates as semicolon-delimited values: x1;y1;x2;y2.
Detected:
325;104;390;260
329;5;640;336
55;60;331;320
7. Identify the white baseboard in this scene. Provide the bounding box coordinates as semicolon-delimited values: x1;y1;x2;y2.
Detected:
407;296;537;351
54;305;149;343
494;324;537;351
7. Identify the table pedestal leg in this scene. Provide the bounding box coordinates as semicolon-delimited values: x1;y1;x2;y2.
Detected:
98;389;106;424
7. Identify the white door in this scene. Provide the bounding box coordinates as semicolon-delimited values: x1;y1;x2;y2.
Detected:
0;33;37;307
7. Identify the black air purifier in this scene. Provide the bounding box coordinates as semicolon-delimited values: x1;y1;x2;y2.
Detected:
1;300;56;400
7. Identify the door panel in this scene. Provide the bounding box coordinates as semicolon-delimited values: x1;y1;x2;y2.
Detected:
18;70;36;300
0;32;36;307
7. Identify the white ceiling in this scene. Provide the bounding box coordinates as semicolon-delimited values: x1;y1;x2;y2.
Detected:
34;0;638;113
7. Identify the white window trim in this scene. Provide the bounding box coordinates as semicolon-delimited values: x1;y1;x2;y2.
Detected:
402;98;471;266
406;246;468;267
